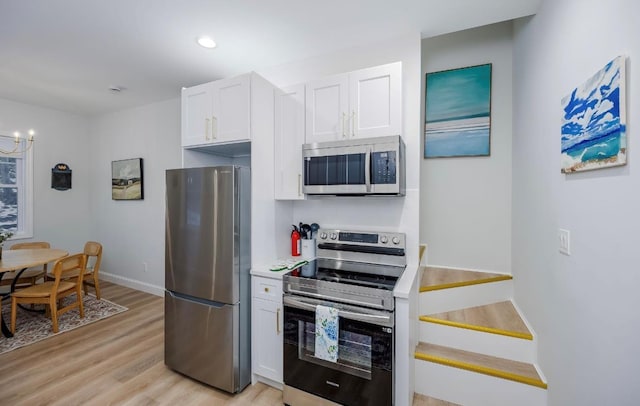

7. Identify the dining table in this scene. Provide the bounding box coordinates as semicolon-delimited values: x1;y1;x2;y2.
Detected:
0;248;69;338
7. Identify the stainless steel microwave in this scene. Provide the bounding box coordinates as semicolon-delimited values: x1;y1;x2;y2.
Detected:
302;135;405;196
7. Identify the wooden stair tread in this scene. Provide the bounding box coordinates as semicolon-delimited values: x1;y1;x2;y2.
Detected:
420;301;532;340
415;342;546;389
413;393;460;406
420;266;512;292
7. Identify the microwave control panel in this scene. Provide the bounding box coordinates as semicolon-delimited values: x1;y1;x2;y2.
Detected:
371;151;397;184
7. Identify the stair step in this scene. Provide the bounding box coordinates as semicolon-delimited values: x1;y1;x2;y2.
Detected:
413;393;460;406
415;342;547;389
420;266;512;292
420;301;532;340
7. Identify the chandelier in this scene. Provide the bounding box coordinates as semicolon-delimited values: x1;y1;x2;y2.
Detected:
0;130;35;155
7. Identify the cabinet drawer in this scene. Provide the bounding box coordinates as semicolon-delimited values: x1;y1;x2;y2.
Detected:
253;277;283;301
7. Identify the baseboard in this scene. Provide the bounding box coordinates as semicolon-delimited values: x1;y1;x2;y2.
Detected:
252;374;284;391
100;271;164;297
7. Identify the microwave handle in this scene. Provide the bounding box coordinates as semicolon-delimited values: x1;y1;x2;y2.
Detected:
365;148;371;193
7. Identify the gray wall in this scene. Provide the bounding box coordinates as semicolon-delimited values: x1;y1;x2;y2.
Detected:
88;98;181;292
512;0;638;404
0;98;91;252
420;22;513;273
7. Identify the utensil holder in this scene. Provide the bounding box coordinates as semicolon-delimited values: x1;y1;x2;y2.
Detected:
301;239;316;259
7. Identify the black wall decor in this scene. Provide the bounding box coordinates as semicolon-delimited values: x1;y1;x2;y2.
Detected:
51;163;72;191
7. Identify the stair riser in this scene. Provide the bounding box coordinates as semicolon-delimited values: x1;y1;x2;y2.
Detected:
415;359;547;406
420;279;513;314
418;321;536;364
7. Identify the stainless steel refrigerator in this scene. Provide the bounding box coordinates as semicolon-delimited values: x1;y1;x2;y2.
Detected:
164;166;251;393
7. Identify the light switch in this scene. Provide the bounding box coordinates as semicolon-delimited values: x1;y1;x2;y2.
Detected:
558;229;570;255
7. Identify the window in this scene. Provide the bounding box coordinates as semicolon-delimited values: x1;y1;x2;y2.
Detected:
0;136;33;238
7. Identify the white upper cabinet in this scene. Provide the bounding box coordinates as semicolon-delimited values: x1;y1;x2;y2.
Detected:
349;62;402;139
182;74;251;148
182;82;213;147
305;75;349;143
305;61;402;143
274;84;306;200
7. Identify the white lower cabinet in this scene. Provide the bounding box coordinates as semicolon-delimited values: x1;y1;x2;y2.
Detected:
251;276;283;386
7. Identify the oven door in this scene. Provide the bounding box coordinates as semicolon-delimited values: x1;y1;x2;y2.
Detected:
283;294;394;406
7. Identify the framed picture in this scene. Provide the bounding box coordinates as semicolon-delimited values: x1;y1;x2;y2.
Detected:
424;63;492;158
111;158;144;200
51;163;72;191
561;56;627;173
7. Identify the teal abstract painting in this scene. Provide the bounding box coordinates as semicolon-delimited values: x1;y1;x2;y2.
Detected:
561;56;626;173
425;64;492;158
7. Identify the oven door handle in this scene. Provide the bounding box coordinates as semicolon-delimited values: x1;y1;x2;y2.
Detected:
283;295;394;327
285;287;386;310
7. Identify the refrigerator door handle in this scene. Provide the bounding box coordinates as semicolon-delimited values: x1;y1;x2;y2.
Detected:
213;169;219;273
167;290;228;308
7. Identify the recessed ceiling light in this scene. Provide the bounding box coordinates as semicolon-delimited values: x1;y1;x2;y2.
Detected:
197;36;217;49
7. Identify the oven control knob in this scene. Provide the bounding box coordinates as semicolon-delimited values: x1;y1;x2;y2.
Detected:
330;233;338;240
320;232;327;240
380;236;388;244
392;236;400;245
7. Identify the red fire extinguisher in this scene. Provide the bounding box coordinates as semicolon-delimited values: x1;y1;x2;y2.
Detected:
291;225;301;256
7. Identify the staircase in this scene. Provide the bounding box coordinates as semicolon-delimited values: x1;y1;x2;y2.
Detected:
413;266;548;406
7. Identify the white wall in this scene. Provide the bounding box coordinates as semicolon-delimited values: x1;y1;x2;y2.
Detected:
512;1;638;404
258;33;422;267
0;98;91;251
89;98;181;293
420;22;513;273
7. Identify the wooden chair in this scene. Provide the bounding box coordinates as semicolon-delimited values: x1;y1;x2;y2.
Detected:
0;242;51;288
81;241;103;300
11;253;86;334
45;241;103;299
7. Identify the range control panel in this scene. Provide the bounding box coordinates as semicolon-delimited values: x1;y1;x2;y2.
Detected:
317;228;406;249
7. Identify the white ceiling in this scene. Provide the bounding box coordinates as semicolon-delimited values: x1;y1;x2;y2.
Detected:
0;0;540;116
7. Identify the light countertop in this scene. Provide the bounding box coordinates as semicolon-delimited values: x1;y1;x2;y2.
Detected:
393;264;419;299
250;265;291;280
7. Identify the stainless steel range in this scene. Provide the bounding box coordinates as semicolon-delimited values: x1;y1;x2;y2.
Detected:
283;228;406;406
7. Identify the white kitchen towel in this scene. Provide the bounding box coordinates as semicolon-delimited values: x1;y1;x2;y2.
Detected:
315;304;339;363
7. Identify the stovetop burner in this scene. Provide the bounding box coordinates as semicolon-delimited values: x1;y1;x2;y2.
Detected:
283;228;407;311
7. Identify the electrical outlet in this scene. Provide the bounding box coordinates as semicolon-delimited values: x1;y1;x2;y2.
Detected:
143;262;148;272
558;229;570;255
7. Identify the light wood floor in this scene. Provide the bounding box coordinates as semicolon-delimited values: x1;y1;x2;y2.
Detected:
420;266;512;292
412;394;460;406
1;281;430;405
422;300;532;339
0;282;282;405
415;342;544;385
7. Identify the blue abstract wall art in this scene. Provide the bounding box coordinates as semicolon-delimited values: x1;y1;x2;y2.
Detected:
561;56;627;173
424;64;492;158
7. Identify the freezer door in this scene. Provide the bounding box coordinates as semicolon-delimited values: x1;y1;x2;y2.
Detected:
165;291;243;392
166;166;239;303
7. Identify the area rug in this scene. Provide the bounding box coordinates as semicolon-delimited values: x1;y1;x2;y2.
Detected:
0;294;128;355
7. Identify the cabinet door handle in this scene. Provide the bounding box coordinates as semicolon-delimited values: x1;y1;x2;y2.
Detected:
351;111;356;137
211;116;218;139
276;308;281;335
341;112;347;138
205;118;211;140
298;174;302;196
